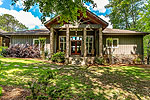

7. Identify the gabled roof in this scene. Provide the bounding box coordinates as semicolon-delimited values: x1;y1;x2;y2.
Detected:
103;28;149;35
4;28;50;35
45;10;108;29
0;29;10;38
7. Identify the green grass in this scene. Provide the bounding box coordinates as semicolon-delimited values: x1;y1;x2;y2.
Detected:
0;57;150;100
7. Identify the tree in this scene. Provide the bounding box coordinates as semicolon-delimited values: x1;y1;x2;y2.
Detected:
136;1;150;64
105;0;144;30
136;0;150;32
12;0;96;23
0;14;28;32
39;37;46;59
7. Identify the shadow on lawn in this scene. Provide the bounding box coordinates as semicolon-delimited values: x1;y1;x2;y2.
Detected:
1;60;149;99
58;66;108;99
86;66;150;99
60;66;150;99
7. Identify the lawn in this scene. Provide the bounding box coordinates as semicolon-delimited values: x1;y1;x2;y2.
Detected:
0;57;150;100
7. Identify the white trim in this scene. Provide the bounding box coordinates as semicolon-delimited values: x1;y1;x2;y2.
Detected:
33;39;40;49
33;38;47;50
106;38;119;48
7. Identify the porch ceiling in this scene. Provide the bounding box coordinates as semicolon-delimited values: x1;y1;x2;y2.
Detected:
49;24;102;29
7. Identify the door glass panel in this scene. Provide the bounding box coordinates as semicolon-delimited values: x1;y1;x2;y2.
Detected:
77;41;81;53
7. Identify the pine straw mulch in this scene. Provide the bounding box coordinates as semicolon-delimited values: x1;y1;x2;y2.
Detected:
0;85;30;100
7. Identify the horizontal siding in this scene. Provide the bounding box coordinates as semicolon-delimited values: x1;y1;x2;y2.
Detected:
103;35;143;55
10;35;50;51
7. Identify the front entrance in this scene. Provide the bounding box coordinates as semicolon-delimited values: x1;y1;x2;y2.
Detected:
71;37;82;55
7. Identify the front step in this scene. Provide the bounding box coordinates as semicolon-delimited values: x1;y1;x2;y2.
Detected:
68;57;95;65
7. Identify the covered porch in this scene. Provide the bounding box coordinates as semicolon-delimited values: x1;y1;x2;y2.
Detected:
49;24;103;64
44;10;108;64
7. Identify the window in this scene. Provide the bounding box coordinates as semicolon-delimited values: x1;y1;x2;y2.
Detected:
106;38;119;48
33;39;40;48
33;39;46;49
59;36;66;52
86;36;94;54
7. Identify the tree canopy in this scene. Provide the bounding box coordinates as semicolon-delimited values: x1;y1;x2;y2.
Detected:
12;0;95;23
137;0;150;32
105;0;144;30
0;14;28;32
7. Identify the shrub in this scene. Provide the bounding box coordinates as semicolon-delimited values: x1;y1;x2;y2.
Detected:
1;44;40;58
44;49;49;59
51;52;65;63
95;57;104;65
0;46;8;52
1;48;7;57
133;57;142;64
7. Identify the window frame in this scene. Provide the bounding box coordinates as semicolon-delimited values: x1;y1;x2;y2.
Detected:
33;39;40;48
106;38;119;48
59;36;66;52
33;38;46;50
86;36;94;54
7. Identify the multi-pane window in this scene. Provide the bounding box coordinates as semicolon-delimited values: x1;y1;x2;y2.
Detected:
33;39;46;49
33;39;40;48
86;36;93;54
106;38;119;48
59;36;66;52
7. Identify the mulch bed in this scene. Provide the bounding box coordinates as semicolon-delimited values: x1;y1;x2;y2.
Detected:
0;85;30;100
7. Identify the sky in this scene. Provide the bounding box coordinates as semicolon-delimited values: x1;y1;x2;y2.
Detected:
0;0;112;30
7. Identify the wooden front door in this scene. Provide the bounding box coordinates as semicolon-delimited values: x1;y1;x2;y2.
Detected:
71;40;81;55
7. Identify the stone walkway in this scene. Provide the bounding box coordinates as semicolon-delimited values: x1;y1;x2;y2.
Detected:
3;63;78;70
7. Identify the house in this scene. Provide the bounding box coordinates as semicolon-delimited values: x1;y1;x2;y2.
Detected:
4;10;148;64
0;29;10;47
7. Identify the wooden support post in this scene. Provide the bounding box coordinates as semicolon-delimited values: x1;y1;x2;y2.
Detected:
65;25;70;64
66;25;70;58
50;28;54;57
95;30;98;57
84;28;87;57
99;28;103;56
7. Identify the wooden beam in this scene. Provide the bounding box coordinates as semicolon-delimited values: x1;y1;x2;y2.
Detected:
50;24;102;29
83;28;87;57
99;28;103;56
95;30;98;57
50;28;54;57
66;25;70;58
